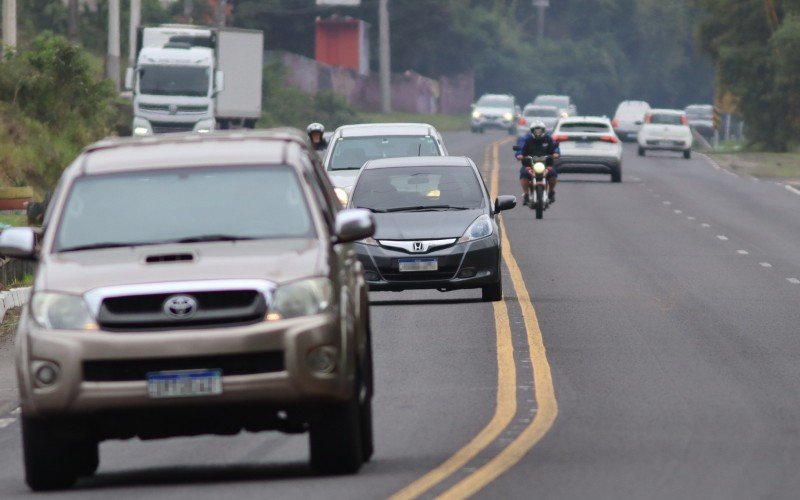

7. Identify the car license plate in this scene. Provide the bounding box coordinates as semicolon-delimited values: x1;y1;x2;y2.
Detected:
146;369;222;399
576;141;592;148
398;258;438;272
659;140;674;146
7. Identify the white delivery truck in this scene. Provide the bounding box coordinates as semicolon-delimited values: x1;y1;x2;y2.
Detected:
125;25;263;135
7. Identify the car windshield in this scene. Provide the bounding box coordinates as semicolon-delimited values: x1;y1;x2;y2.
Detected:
351;166;485;212
139;65;210;97
559;122;610;133
525;107;560;118
535;97;568;108
328;136;440;171
476;96;513;108
650;114;684;125
54;166;315;252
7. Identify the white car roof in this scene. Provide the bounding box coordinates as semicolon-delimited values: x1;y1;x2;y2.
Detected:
333;123;438;138
558;116;611;124
648;109;686;115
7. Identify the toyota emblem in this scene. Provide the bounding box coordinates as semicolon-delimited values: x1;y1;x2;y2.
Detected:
163;295;198;319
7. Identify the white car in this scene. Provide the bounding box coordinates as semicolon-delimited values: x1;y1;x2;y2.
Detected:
517;104;561;136
533;95;577;118
323;123;448;205
552;116;623;183
637;109;693;159
612;100;650;141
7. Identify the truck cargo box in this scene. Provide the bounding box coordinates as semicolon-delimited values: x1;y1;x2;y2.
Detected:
216;28;264;120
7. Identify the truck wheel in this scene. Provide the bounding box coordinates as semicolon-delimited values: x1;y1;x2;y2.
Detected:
482;279;503;302
22;417;81;491
310;382;364;474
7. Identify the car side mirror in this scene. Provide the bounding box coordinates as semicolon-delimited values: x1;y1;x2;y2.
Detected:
512;145;521;152
0;227;38;261
494;195;517;213
333;209;375;244
124;68;134;91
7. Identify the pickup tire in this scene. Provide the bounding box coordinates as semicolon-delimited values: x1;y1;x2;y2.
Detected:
309;380;364;475
638;146;646;157
22;417;84;491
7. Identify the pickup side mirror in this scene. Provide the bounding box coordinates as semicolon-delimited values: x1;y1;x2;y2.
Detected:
333;209;375;245
494;195;517;213
0;227;37;261
124;68;134;91
215;70;225;93
512;145;521;152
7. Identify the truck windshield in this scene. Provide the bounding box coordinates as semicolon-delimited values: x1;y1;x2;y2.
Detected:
139;65;210;97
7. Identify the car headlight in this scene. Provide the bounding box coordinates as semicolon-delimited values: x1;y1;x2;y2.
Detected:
31;293;98;330
458;214;493;243
334;187;349;206
195;128;212;134
533;162;547;174
133;126;151;136
472;110;482;119
503;112;513;121
267;278;333;320
561;111;569;118
358;237;379;246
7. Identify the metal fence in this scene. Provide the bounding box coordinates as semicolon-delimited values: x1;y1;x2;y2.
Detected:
0;258;35;290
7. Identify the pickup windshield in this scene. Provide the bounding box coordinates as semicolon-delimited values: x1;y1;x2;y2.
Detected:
54;166;315;252
139;65;210;97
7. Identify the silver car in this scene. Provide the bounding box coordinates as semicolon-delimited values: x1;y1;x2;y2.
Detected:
517;104;561;136
323;123;448;205
470;94;518;134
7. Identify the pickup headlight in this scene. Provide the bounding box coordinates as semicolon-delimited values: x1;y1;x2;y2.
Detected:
458;214;493;243
268;278;333;320
472;110;482;119
31;293;98;330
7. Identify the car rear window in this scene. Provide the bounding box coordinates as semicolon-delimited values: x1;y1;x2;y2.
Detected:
351;166;485;212
614;103;649;120
649;114;684;125
559;122;610;133
328;136;441;171
54;166;316;252
524;107;560;118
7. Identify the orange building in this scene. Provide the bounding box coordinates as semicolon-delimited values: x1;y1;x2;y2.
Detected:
315;17;370;76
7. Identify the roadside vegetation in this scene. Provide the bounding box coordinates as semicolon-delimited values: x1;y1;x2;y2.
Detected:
0;307;20;336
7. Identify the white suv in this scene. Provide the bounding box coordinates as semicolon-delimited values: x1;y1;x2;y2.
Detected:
637;109;694;159
552;116;623;183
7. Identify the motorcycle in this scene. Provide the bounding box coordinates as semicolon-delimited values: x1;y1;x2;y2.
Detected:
513;146;551;220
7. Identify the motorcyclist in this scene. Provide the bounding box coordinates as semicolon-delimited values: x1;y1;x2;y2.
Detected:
307;122;329;152
515;121;560;205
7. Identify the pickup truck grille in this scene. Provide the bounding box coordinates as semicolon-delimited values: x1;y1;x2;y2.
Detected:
83;352;285;382
98;290;267;331
150;121;196;134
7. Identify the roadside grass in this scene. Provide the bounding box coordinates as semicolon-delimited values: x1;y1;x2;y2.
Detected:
708;148;800;181
4;274;34;289
0;307;20;336
355;112;469;132
0;213;27;227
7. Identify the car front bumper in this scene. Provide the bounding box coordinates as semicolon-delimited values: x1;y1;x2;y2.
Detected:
355;236;500;291
472;116;514;130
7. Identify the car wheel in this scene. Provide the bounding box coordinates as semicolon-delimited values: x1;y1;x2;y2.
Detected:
683;150;691;159
309;380;364;475
508;126;516;135
359;318;374;462
76;440;100;477
471;126;478;134
611;168;622;183
637;146;645;157
22;417;82;491
482;279;503;302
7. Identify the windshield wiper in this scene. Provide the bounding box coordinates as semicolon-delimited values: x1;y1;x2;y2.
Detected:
383;205;472;212
173;234;258;243
58;241;154;253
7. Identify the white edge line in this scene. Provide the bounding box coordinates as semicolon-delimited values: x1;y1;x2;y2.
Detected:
785;185;800;196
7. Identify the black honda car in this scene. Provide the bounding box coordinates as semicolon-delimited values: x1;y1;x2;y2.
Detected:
349;156;515;301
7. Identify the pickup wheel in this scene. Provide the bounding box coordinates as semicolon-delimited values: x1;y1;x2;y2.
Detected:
77;440;100;477
22;417;82;491
309;381;364;475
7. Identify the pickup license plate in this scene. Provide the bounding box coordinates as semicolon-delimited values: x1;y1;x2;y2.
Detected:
659;140;674;146
147;369;222;399
399;258;438;272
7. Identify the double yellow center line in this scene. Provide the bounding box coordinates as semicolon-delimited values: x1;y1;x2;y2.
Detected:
389;137;559;499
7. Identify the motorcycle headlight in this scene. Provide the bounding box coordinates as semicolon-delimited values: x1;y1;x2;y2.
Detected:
334;187;349;206
458;214;493;243
503;112;513;121
472;110;482;119
533;162;547;174
31;293;98;330
267;278;333;320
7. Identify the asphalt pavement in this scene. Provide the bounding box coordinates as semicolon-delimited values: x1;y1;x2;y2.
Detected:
1;131;800;499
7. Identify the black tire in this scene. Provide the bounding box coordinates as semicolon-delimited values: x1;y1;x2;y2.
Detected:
611;168;622;183
22;417;82;491
478;127;485;134
535;184;544;219
76;441;100;477
471;126;478;134
683;150;691;159
638;146;645;156
482;279;503;302
359;321;375;462
309;384;363;475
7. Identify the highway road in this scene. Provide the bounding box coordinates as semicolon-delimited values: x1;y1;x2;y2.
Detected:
1;130;800;498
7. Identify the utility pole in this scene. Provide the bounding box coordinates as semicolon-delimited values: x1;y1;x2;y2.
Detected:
1;0;17;54
107;0;121;90
215;0;226;28
184;0;194;23
68;0;79;42
533;0;549;41
129;0;141;68
379;0;391;112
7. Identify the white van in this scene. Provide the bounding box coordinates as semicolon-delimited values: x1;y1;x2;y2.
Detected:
612;100;650;141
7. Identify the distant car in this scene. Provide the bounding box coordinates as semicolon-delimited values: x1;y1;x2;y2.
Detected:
552;116;623;182
684;104;714;134
471;94;518;135
323;123;448;205
348;156;516;301
612;100;650;141
532;94;577;118
517;104;561;136
637;109;693;159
